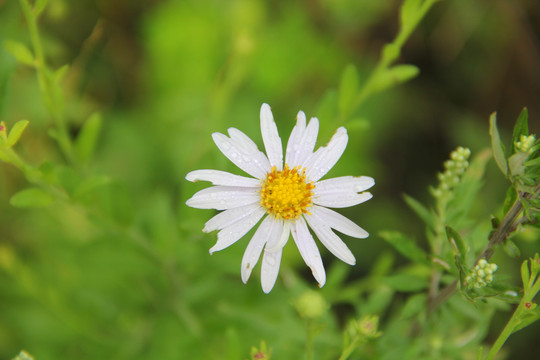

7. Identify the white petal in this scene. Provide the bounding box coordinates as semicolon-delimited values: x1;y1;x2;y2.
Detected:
261;219;288;293
204;203;263;233
285;111;306;166
209;206;266;254
315;176;375;195
310;205;369;238
261;247;283;293
296;117;319;166
186;186;260;210
286;113;319;168
291;217;326;287
313;176;374;208
186;169;260;187
287;112;306;150
303;127;348;182
212;130;270;179
304;213;355;265
313;191;372;208
241;216;282;284
260;103;283;170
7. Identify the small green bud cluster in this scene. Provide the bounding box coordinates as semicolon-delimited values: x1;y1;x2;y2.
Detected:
466;259;498;289
515;134;536;154
432;147;471;198
0;121;7;143
347;314;382;341
250;341;271;360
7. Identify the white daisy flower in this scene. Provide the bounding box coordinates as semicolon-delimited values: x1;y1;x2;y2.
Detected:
186;103;374;293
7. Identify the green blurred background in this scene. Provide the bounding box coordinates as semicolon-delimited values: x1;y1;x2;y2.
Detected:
0;0;539;358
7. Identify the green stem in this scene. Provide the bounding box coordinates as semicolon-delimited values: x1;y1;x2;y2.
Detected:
350;0;439;116
485;277;539;360
427;187;540;314
18;0;74;164
305;320;314;360
338;339;360;360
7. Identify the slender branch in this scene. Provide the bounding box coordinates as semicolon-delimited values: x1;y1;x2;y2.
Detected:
18;0;75;164
427;188;538;314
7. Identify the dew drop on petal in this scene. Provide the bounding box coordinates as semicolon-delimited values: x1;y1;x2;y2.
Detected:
266;255;275;267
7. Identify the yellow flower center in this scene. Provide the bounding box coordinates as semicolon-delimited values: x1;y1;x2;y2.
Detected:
260;164;315;220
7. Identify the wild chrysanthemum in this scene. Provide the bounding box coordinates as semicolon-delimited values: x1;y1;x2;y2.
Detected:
186;103;374;293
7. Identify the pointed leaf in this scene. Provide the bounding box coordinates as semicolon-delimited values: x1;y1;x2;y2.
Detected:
34;0;49;16
521;259;530;288
445;225;467;257
74;175;111;198
7;120;29;147
382;274;429;292
502;239;520;258
512;107;529;152
512;307;540;334
372;64;419;93
10;188;54;208
379;230;430;266
503;187;518;215
489;112;508;176
345;118;370;131
75;112;102;163
403;194;435;230
448;149;490;226
338;64;359;118
401;293;426;319
54;64;70;83
3;40;34;66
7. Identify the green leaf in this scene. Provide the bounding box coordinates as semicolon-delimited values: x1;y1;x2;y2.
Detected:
489;112;508;176
73;175;110;198
379;230;430;266
401;293;426;319
445;225;467;257
3;40;34;66
521;259;530;288
363;285;394;314
10;188;54;208
502;239;520;258
508;152;528;177
382;274;429;292
513;307;540;334
54;64;70;83
525;156;540;168
75;112;102;163
34;0;49;16
338;64;359;118
345;118;370;131
372;64;419;93
403;194;435;230
503;187;518;215
512;107;529;152
447;149;491;226
7;120;29;147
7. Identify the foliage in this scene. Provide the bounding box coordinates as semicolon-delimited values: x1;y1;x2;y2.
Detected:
1;0;539;359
